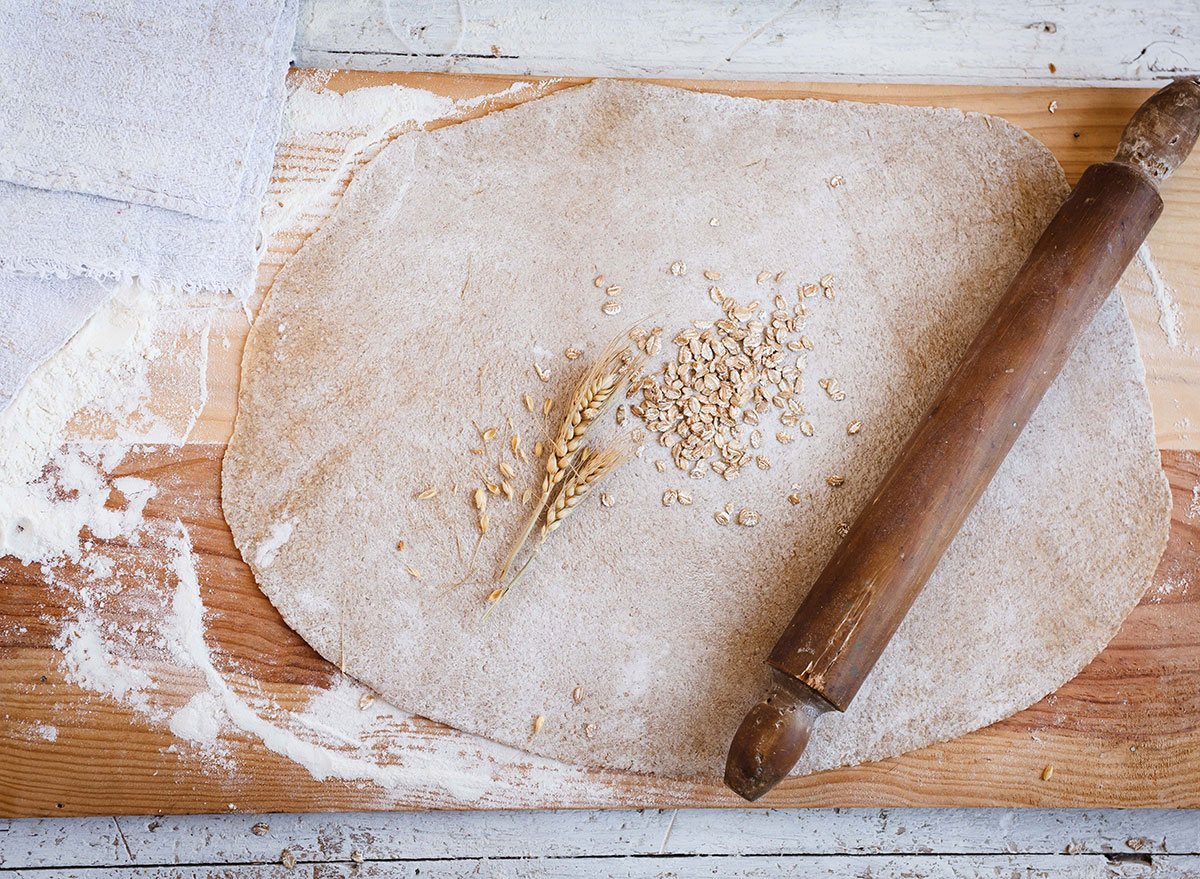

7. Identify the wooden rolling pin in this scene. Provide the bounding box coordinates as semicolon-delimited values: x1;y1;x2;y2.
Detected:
725;77;1200;802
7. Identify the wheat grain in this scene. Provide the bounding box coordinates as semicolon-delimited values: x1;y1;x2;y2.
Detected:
737;509;759;527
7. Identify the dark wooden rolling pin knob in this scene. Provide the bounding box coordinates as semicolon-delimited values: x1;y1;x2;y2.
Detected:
725;78;1200;802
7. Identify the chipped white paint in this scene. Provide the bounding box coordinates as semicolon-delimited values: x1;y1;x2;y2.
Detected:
2;809;1198;872
8;857;1199;878
294;0;1199;85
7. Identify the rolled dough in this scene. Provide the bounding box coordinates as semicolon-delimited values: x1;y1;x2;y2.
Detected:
222;81;1171;779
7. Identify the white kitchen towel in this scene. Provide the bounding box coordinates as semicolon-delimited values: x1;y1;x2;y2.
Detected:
0;0;290;222
0;0;297;415
0;26;291;296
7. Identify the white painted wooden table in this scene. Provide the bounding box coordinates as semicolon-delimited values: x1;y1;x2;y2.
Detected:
5;1;1198;875
3;809;1200;876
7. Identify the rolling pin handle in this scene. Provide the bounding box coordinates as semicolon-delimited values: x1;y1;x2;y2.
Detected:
724;668;832;802
1113;78;1200;184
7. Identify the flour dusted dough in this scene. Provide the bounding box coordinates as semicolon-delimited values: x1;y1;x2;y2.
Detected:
222;81;1171;778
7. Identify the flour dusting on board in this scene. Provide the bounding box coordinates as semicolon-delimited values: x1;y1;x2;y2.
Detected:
1137;243;1182;348
0;281;204;564
0;78;603;805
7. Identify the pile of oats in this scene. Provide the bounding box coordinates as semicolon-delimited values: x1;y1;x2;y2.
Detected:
628;285;818;481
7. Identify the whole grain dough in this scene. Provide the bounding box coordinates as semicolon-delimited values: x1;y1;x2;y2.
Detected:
222;80;1171;779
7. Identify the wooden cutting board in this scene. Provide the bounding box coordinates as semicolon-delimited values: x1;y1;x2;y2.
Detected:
1;74;1199;816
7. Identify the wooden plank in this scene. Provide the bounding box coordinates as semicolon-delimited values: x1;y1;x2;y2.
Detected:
3;870;296;879
0;817;129;868
323;859;1198;879
293;0;1200;86
5;856;1200;879
3;807;1197;869
0;448;1196;815
4;74;1200;816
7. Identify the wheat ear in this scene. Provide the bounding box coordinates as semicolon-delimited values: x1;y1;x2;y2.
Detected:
541;440;633;540
498;332;644;579
487;439;634;615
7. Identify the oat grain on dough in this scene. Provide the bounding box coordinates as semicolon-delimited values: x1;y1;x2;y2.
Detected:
223;79;1169;782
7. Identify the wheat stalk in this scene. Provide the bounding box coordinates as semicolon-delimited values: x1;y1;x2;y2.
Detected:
497;330;644;579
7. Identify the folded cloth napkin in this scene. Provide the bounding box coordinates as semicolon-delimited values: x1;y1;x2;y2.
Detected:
0;0;290;222
0;0;297;414
0;7;292;296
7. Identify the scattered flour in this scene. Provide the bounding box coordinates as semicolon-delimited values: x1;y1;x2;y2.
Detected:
1149;575;1190;603
1191;484;1200;521
169;691;225;745
1137;242;1182;348
55;615;153;711
0;282;165;564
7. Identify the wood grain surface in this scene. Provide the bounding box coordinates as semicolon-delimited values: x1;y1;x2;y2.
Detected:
2;74;1199;816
